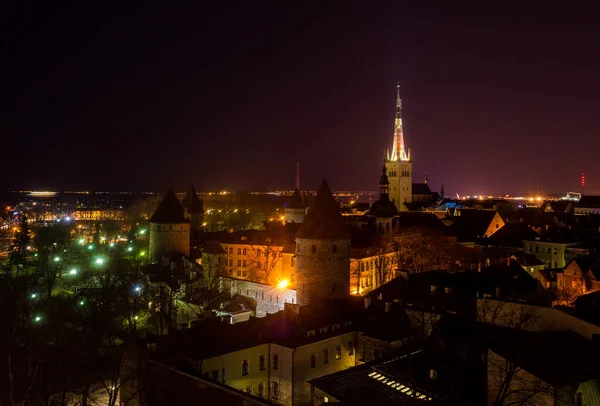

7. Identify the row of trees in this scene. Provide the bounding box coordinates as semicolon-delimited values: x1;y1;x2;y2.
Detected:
1;214;158;405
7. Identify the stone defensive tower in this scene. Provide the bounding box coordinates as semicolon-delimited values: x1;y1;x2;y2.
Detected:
149;188;190;263
294;180;351;305
181;184;204;232
285;189;307;224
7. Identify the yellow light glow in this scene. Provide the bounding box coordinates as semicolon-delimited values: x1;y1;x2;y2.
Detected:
277;279;289;289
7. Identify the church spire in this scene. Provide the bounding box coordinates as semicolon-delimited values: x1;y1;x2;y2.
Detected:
391;83;409;162
379;158;389;197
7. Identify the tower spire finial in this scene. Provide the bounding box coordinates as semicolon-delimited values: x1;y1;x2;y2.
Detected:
391;82;408;162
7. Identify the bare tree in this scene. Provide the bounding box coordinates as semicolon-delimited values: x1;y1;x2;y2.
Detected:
200;253;229;309
33;225;72;297
477;298;558;406
248;235;283;285
488;350;555;406
393;228;454;274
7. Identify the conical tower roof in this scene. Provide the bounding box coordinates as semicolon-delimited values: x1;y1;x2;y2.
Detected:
296;180;350;239
150;188;188;224
181;184;204;214
287;189;306;209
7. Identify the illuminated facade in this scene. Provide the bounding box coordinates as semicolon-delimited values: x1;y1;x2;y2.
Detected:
385;84;412;211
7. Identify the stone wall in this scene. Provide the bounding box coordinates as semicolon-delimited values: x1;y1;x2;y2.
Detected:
149;222;190;263
295;238;350;305
226;277;297;317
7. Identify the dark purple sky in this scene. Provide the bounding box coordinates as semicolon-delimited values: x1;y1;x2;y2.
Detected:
3;1;600;196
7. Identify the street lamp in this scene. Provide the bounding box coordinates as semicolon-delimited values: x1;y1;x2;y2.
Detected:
94;257;105;266
69;268;77;276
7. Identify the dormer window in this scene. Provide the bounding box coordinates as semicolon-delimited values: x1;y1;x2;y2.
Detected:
307;330;316;337
319;327;327;334
344;321;352;327
332;324;340;331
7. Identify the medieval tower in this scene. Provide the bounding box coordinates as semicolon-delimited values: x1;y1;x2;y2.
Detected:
181;184;204;232
294;180;350;305
385;83;412;211
367;160;399;235
149;188;190;263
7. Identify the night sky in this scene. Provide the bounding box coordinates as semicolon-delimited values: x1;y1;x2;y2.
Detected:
3;1;600;196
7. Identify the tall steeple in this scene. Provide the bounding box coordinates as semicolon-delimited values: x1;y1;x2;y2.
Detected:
391;83;409;162
379;159;390;197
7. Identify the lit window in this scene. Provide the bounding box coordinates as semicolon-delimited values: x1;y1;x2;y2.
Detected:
336;345;342;360
243;248;247;255
348;342;354;356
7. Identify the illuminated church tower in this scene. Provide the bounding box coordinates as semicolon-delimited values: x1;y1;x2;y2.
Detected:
385;83;412;211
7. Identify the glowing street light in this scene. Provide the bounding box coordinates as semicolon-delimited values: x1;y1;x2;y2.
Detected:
139;250;145;257
31;293;37;299
34;316;42;322
79;300;85;306
87;244;94;250
69;268;77;276
127;246;133;252
139;229;146;235
79;238;86;245
109;242;115;248
54;256;60;262
95;257;105;265
277;279;289;290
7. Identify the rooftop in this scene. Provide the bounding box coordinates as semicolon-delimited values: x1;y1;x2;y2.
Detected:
296;180;350;240
150;188;188;224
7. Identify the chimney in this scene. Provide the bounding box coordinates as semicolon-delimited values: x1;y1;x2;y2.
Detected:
429;369;438;381
385;302;392;312
430;284;438;293
377;293;383;301
495;287;501;298
364;297;371;309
